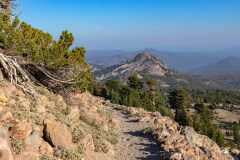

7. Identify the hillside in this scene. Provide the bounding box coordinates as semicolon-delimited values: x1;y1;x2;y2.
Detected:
93;52;225;90
191;56;240;75
190;56;240;89
0;73;237;159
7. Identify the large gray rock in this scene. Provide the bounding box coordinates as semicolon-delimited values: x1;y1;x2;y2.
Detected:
181;127;221;153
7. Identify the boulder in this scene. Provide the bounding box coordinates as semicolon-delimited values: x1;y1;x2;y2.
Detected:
181;127;221;154
23;132;42;153
43;119;73;149
10;121;32;141
23;132;53;156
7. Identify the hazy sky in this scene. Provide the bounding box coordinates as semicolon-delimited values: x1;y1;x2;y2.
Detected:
17;0;240;51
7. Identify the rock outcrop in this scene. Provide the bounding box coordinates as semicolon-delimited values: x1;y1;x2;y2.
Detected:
123;106;235;160
0;75;118;160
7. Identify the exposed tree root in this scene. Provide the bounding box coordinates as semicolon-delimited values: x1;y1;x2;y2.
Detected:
0;52;35;95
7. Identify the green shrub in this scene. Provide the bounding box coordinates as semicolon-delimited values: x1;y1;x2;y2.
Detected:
0;13;92;90
53;147;83;160
11;139;22;155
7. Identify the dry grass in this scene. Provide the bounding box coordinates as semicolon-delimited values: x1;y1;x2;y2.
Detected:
214;109;240;123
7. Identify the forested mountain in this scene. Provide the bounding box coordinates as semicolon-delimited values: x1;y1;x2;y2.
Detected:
93;52;226;90
86;49;221;72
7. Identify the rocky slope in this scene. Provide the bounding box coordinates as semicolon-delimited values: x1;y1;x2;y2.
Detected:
0;70;238;160
93;52;224;89
0;71;119;160
117;106;238;160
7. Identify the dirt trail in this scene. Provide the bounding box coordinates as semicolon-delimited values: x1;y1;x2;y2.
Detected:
110;107;160;160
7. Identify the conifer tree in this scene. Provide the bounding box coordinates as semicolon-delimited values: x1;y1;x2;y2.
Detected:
233;124;240;146
127;74;143;90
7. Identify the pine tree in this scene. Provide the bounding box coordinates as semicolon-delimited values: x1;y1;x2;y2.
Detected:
233;124;240;146
215;130;225;147
175;106;192;126
127;74;143;90
169;89;190;109
169;89;192;126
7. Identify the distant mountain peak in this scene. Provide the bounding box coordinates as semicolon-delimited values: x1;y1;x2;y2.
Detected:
94;51;178;84
140;48;161;54
127;52;164;64
138;52;153;57
132;52;155;60
92;51;225;89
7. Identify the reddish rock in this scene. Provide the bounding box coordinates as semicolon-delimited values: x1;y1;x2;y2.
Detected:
43;119;73;149
10;121;32;141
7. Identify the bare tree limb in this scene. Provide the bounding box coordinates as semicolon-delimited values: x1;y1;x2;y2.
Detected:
0;52;35;95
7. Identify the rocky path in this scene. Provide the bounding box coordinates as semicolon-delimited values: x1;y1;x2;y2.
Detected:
109;107;160;160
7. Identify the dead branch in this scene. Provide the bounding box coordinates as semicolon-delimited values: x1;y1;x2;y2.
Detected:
0;52;35;95
35;66;75;84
